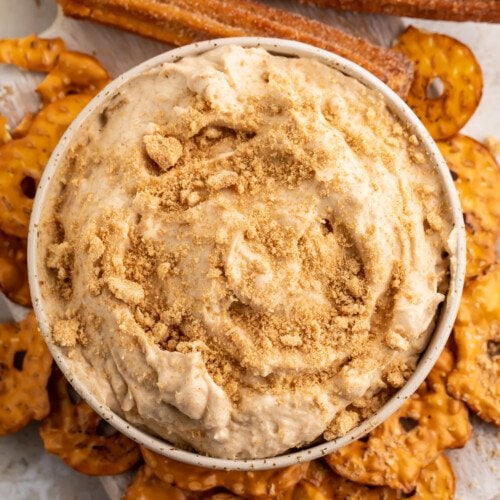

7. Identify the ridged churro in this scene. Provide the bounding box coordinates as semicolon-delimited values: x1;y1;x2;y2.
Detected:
58;0;413;96
300;0;500;23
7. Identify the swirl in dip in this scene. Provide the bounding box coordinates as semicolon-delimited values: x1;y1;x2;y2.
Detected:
37;46;454;459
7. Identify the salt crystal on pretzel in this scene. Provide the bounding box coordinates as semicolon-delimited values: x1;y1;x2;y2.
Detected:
413;454;456;500
290;480;328;499
324;349;470;492
0;312;52;435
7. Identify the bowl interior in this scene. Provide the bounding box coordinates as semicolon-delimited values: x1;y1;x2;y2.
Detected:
28;37;466;470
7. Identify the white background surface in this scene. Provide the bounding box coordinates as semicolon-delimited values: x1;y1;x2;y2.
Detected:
0;0;499;498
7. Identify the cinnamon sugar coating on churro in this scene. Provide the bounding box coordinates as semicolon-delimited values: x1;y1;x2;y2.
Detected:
300;0;500;23
58;0;413;96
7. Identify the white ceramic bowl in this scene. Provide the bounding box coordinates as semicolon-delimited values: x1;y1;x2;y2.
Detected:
28;37;466;471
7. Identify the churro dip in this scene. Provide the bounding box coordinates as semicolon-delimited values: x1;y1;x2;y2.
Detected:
38;46;454;459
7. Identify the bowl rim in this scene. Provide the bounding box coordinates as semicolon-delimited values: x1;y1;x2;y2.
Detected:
28;36;466;471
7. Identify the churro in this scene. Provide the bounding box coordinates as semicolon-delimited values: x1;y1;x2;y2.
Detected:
58;0;413;96
300;0;500;23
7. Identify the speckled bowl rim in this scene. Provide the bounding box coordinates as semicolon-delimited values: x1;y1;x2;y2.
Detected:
28;37;466;471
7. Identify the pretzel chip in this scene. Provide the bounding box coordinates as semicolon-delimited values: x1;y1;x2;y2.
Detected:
305;455;454;499
125;463;326;500
124;465;199;500
412;455;455;500
0;312;52;435
0;35;110;238
438;135;500;280
0;93;92;238
304;460;388;499
0;35;110;104
40;368;140;475
448;264;500;425
141;446;309;497
324;349;470;492
394;26;482;140
287;480;328;500
0;230;30;306
36;51;110;103
0;34;66;72
124;465;249;500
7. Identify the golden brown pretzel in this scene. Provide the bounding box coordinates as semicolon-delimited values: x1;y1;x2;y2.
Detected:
0;35;110;238
36;50;110;103
306;455;454;499
124;465;197;499
141;446;309;497
438;135;500;280
0;312;52;435
0;229;30;306
394;26;482;140
324;349;470;492
0;93;93;238
448;264;500;425
40;368;141;475
0;34;66;72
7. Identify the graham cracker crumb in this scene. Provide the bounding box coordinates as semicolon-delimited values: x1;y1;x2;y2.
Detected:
426;211;443;232
46;241;73;280
107;276;145;304
324;410;360;440
280;334;303;347
52;319;80;347
385;331;410;351
206;170;239;190
143;134;183;171
87;234;105;262
409;134;419;145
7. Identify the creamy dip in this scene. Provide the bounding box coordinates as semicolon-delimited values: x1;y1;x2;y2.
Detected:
38;46;453;459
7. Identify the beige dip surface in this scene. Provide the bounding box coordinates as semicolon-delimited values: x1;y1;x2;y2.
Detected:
38;46;454;459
